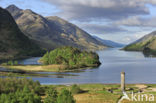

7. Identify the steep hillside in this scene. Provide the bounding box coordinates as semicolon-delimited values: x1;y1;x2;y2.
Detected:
6;5;107;51
124;31;156;51
0;7;42;60
123;31;156;56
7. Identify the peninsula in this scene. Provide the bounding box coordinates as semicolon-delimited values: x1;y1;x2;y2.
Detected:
1;47;101;72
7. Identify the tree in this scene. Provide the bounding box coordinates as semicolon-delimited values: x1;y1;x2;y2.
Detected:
41;52;49;65
14;61;18;65
71;84;82;94
0;90;41;103
57;89;75;103
44;87;58;103
7;60;14;66
40;46;101;69
0;78;42;103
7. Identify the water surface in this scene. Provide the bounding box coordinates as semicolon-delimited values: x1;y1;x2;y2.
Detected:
1;48;156;84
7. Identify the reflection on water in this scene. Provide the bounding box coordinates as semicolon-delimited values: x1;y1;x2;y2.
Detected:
18;57;41;65
1;48;156;84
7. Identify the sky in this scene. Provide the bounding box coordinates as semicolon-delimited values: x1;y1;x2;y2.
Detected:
0;0;156;44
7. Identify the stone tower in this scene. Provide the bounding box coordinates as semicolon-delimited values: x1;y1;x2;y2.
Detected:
121;72;125;92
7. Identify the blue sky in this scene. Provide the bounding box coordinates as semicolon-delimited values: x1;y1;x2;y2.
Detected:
0;0;156;44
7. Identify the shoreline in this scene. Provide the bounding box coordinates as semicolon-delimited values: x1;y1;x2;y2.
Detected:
0;64;98;72
41;83;156;85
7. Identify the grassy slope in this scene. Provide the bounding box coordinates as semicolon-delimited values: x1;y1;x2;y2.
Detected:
123;31;156;51
124;37;156;57
123;39;156;51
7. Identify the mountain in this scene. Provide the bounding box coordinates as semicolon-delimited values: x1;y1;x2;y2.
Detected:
6;5;107;51
0;7;43;60
124;31;156;51
123;31;156;56
93;36;124;47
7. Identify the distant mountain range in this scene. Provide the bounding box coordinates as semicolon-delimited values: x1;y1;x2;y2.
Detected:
0;7;42;60
6;5;107;51
93;36;124;47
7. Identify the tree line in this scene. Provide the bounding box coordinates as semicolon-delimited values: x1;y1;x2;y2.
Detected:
0;78;77;103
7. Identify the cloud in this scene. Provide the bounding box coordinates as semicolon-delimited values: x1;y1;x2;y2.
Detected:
41;0;156;42
120;30;154;44
79;23;128;34
42;0;151;21
115;16;156;27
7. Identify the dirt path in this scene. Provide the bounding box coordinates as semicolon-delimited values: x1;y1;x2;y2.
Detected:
135;84;147;89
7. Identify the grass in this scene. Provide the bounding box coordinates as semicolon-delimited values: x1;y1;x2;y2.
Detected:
42;84;156;103
0;65;69;72
0;77;156;103
0;64;97;72
43;84;121;103
0;71;51;77
0;71;79;79
123;43;143;51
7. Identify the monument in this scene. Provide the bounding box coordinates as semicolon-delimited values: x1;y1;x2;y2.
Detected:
121;72;125;92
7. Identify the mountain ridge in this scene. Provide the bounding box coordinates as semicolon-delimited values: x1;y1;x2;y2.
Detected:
6;5;107;51
123;31;156;57
0;7;43;60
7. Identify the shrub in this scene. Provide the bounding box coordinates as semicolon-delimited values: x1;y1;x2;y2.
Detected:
44;87;58;103
7;60;14;66
71;84;83;94
14;61;18;65
57;89;75;103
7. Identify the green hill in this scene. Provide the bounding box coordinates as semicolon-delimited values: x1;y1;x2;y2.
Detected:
123;31;156;56
40;47;101;69
0;7;43;60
